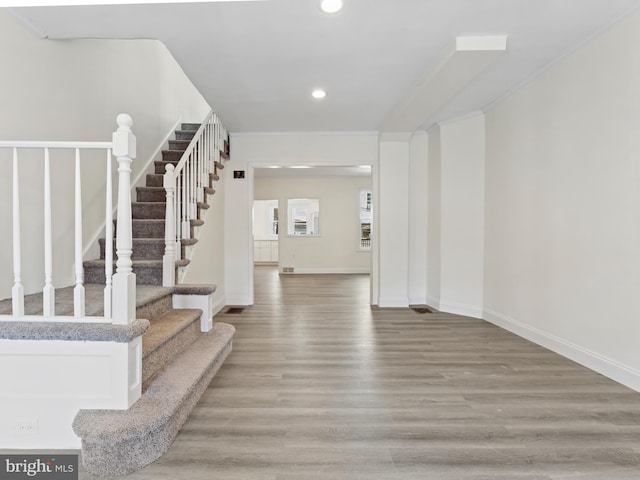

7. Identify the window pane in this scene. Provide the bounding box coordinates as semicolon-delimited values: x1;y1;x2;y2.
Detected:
287;199;320;236
359;189;372;249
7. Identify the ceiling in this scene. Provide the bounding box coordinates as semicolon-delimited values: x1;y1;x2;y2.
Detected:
9;0;640;133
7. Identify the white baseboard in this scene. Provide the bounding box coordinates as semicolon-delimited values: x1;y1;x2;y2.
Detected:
408;295;428;306
378;297;409;308
224;294;252;306
426;295;441;311
439;301;483;318
483;309;640;393
283;267;370;274
212;296;226;317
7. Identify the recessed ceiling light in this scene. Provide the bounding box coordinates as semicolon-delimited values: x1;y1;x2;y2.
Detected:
312;89;327;99
320;0;343;14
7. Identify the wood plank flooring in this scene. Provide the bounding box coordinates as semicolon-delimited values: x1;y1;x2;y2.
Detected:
84;266;640;479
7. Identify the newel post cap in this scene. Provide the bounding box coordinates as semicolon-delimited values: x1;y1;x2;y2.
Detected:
163;163;175;188
113;113;137;158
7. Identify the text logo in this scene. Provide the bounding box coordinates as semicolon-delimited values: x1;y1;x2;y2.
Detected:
0;455;77;480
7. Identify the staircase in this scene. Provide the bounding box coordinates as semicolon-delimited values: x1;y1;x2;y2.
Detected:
73;284;235;477
72;122;234;476
83;122;224;285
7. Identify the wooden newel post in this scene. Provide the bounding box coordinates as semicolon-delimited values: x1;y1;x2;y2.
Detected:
163;164;176;287
112;114;137;325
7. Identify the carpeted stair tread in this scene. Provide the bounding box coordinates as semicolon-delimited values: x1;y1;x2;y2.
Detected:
100;237;198;262
142;308;202;389
73;322;235;476
174;130;196;141
127;219;165;238
84;259;189;269
132;202;166;219
181;123;200;131
100;238;166;260
143;309;201;356
84;260;186;286
0;284;172;318
161;150;184;162
145;174;164;187
204;186;216;195
210;173;219;182
137;186;167;202
168;139;190;150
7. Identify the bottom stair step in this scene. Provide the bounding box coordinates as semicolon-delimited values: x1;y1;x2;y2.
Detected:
142;308;202;390
73;322;236;477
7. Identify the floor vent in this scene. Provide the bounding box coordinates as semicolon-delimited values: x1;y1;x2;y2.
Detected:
224;307;245;314
282;267;294;273
411;306;434;314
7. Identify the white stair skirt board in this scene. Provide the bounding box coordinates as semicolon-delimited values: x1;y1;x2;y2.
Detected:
0;336;144;449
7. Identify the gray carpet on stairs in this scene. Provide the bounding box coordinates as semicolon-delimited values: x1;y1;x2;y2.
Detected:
73;322;235;477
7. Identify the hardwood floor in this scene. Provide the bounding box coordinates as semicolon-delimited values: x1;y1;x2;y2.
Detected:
86;266;640;479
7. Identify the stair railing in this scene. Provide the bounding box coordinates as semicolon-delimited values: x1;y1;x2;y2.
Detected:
0;114;137;325
163;110;228;287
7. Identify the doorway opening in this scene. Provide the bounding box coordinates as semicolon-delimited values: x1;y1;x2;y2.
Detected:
251;165;374;302
252;199;279;265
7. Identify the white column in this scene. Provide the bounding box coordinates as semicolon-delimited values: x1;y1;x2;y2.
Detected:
408;132;429;305
377;136;410;307
112;114;137;325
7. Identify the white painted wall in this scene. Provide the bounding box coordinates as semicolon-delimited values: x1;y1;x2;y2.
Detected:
426;125;442;308
484;8;640;390
0;10;210;299
408;132;429;305
180;178;226;315
378;139;410;307
439;115;485;317
254;176;371;274
227;133;378;305
425;115;485;317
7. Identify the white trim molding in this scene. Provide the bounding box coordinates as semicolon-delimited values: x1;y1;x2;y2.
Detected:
439;301;483;319
483;309;640;393
378;296;410;308
282;267;371;275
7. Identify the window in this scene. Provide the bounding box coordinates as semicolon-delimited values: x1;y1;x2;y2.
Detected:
359;189;372;249
253;200;278;239
271;207;279;235
287;199;320;236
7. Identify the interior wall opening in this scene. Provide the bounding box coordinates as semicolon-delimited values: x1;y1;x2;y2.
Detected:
251;164;374;302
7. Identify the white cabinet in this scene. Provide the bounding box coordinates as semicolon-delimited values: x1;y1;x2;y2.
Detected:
254;240;278;263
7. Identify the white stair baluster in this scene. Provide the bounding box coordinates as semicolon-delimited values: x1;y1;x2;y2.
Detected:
197;137;203;203
74;148;85;317
43;147;55;317
12;147;24;317
104;149;113;319
163;164;176;287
